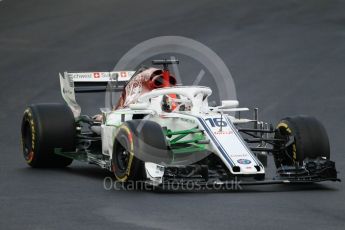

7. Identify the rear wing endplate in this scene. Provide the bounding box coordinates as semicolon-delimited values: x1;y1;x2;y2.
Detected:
59;71;135;117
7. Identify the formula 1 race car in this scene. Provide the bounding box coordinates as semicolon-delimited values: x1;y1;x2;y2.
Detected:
21;59;339;189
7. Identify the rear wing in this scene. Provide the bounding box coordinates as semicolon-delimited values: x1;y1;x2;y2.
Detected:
59;71;135;117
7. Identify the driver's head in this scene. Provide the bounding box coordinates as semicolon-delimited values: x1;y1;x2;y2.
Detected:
161;94;179;112
161;94;191;112
161;95;173;112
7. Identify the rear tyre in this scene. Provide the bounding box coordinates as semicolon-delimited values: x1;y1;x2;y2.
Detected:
274;115;330;167
112;120;169;182
21;103;76;168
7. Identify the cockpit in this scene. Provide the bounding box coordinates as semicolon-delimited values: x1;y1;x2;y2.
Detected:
161;94;193;112
138;86;212;114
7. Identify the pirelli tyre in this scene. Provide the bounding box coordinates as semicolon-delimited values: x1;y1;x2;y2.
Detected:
21;103;75;168
112;120;170;182
274;115;330;167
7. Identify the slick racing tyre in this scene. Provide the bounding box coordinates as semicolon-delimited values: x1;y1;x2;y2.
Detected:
21;103;76;168
274;115;330;167
112;120;169;182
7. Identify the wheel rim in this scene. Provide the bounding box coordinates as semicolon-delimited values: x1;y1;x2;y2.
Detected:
22;120;33;161
117;148;130;171
115;136;130;172
275;124;297;166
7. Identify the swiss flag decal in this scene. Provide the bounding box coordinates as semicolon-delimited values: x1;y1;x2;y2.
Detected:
93;72;100;78
120;72;127;78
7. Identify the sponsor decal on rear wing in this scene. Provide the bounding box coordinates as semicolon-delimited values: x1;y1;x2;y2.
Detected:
65;71;135;93
64;71;135;93
68;71;135;83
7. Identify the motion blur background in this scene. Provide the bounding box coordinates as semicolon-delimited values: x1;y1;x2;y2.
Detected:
0;0;344;229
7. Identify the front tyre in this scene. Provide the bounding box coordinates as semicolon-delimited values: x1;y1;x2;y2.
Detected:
112;120;169;182
274;115;330;167
21;103;76;168
112;124;143;182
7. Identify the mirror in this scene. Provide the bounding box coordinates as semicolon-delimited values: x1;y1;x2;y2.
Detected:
129;103;149;110
221;100;239;109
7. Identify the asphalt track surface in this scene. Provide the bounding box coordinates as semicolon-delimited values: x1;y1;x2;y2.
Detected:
1;0;345;229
